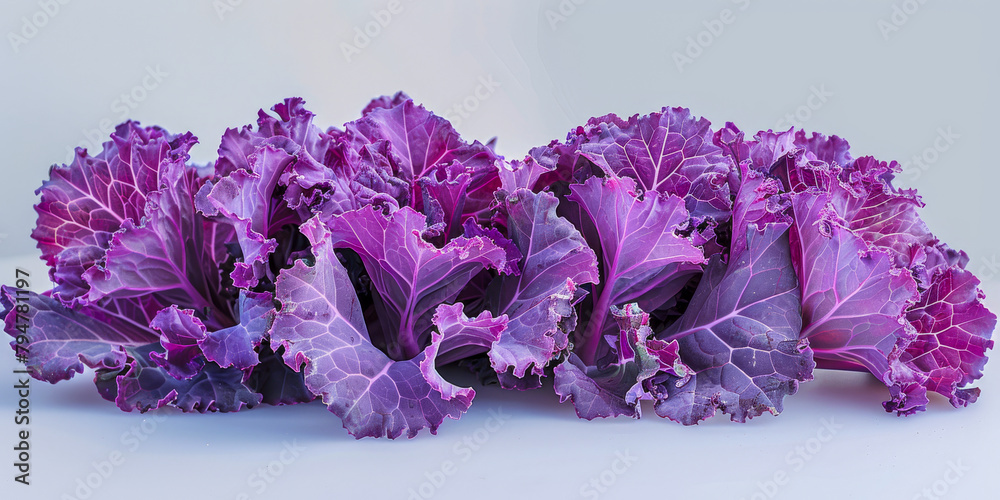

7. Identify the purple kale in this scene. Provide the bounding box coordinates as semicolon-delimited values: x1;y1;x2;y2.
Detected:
270;218;476;438
4;94;993;438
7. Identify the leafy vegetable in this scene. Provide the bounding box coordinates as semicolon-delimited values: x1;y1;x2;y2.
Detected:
270;217;476;438
4;94;993;438
485;188;599;389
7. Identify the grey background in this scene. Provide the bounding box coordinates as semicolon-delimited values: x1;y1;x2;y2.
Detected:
1;1;997;499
